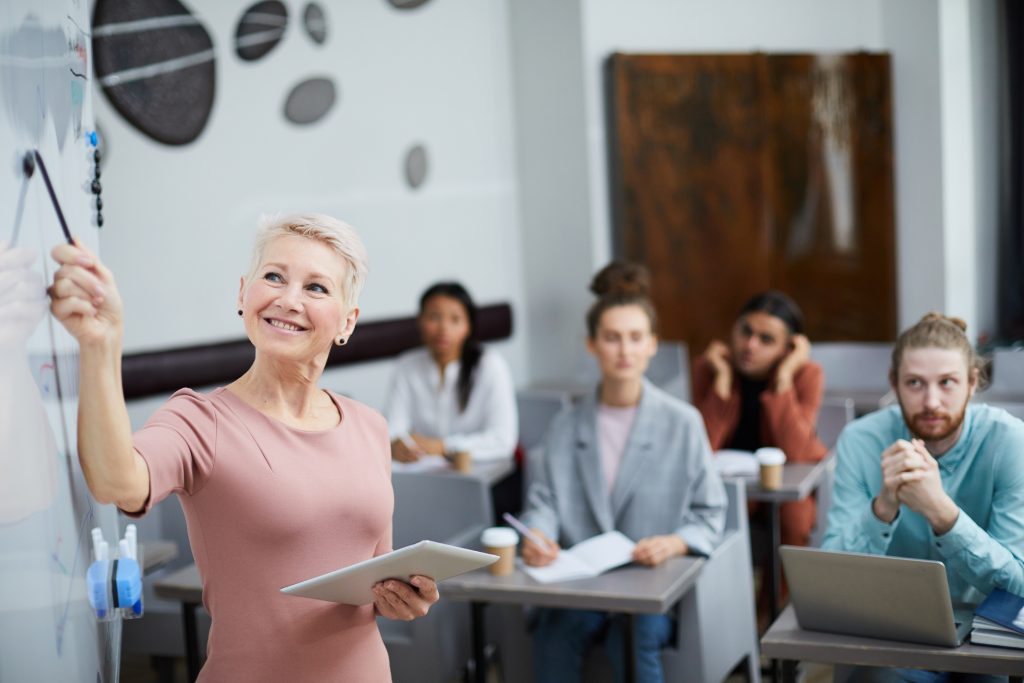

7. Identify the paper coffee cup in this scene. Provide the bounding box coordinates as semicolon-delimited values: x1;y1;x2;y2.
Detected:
481;527;518;576
755;447;786;490
450;450;472;474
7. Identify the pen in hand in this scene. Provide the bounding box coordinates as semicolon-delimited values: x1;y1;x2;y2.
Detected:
502;513;555;550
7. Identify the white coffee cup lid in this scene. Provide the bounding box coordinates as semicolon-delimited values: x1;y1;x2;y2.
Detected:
755;447;787;466
481;526;518;547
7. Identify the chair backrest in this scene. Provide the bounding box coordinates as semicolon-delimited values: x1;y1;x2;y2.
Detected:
816;397;855;448
986;401;1024;421
811;342;892;394
390;472;491;549
645;341;691;402
516;391;571;451
721;478;746;536
988;348;1024;399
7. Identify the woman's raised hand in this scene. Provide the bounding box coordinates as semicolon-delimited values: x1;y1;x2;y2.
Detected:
775;334;811;393
49;241;123;347
703;340;733;400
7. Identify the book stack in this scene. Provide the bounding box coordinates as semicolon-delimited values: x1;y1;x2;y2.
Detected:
971;588;1024;649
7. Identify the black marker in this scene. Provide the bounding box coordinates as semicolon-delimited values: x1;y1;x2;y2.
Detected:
28;149;75;245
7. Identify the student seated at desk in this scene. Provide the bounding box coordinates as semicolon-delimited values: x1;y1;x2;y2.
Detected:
48;214;438;682
384;281;517;464
823;313;1024;683
521;262;727;683
692;291;828;549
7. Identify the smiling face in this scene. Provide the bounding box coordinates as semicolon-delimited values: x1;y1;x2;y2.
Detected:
238;234;357;363
730;311;792;379
418;294;471;365
587;304;657;384
894;346;977;443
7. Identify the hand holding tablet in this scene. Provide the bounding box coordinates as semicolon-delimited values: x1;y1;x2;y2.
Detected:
281;540;498;606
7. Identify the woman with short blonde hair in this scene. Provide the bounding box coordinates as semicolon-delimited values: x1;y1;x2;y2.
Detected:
48;213;438;682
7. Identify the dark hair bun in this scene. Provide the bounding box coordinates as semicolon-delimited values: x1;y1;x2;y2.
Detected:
589;261;650;298
919;311;968;333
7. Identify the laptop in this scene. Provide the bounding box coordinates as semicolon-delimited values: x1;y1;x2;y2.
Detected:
780;546;973;647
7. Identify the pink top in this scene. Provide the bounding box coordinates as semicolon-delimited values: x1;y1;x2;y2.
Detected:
130;387;393;682
596;403;638;495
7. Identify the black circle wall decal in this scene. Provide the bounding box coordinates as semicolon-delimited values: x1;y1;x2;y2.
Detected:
92;0;216;146
235;0;288;62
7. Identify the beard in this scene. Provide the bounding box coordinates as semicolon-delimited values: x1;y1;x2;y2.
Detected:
899;398;969;442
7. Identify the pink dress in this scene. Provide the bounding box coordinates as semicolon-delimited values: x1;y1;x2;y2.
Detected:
130;387;393;682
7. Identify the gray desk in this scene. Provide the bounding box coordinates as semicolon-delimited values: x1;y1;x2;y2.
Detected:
726;454;834;623
443;557;705;683
392;457;516;488
153;563;203;682
762;606;1024;682
141;540;178;575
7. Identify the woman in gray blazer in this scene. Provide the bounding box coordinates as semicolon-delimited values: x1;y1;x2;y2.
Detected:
521;262;727;683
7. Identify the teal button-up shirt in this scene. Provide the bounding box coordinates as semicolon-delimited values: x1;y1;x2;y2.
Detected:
822;404;1024;604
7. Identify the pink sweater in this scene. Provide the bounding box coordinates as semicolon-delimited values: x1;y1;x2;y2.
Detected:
130;388;393;682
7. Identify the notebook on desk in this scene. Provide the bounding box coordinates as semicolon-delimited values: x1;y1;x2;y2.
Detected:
781;546;972;647
523;531;635;584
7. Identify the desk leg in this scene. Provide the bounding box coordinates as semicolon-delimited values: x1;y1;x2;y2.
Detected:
182;602;200;683
623;614;636;683
471;601;487;683
768;501;781;620
781;660;797;683
768;502;782;683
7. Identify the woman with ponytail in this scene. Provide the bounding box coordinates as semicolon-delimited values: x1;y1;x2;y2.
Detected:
520;262;726;683
384;282;518;464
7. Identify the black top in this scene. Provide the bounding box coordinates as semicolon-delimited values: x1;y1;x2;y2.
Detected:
726;375;768;452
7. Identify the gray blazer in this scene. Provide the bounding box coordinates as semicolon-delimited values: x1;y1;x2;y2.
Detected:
522;380;727;557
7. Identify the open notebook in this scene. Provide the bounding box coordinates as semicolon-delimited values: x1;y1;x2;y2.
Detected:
523;531;635;584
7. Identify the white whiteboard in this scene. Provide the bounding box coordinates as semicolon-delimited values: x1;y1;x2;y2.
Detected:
0;0;123;681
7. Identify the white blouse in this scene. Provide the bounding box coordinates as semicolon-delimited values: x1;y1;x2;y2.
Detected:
383;347;518;462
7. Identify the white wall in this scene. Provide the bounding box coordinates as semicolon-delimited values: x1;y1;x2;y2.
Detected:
97;0;525;409
506;0;594;382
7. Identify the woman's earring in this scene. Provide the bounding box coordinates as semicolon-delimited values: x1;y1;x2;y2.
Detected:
237;309;243;317
335;336;347;347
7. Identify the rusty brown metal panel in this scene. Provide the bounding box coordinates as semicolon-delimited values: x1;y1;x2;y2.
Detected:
609;53;772;354
608;52;896;355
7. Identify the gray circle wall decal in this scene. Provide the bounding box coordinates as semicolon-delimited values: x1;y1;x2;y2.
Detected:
303;4;326;45
404;144;428;189
284;76;336;125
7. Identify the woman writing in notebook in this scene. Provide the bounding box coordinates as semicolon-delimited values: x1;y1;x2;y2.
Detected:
384;281;517;465
48;214;438;682
692;291;828;548
520;262;726;683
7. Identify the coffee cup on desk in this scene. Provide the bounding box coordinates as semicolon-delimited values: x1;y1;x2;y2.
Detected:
755;447;786;491
481;527;518;576
449;450;472;474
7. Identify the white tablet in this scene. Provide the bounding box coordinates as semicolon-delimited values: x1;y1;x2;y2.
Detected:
280;540;498;606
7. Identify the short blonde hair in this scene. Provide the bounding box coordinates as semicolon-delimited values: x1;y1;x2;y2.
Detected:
246;213;369;309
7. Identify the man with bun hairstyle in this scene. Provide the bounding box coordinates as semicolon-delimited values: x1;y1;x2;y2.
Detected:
823;313;1024;610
